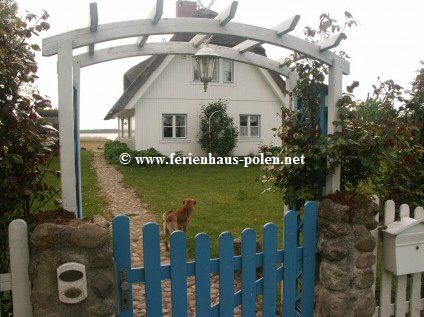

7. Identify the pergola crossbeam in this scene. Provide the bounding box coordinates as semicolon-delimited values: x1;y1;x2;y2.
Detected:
137;0;163;48
88;2;98;56
43;18;350;74
234;15;300;54
277;52;303;67
318;33;347;52
191;1;238;48
274;15;301;36
73;42;289;76
234;40;262;53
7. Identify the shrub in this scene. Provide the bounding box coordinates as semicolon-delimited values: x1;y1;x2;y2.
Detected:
104;140;130;164
198;100;238;156
104;141;168;167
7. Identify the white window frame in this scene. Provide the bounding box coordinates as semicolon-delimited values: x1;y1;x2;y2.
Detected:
223;59;234;83
162;114;187;139
239;114;261;138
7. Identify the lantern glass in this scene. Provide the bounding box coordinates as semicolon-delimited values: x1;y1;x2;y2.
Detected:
194;43;220;92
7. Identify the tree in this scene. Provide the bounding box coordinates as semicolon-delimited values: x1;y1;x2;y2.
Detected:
0;1;57;314
262;12;423;210
197;100;238;156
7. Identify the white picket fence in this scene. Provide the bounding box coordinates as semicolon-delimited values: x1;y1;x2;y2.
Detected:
0;220;32;317
372;199;424;317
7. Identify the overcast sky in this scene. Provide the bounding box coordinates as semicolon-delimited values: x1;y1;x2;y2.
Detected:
16;0;424;130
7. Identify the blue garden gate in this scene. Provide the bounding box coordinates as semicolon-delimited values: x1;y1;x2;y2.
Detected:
112;201;317;317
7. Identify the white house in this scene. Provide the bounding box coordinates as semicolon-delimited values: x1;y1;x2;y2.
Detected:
104;1;288;156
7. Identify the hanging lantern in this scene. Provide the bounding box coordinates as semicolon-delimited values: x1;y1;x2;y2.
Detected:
194;42;220;92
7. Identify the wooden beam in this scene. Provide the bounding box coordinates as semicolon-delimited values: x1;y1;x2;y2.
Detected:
137;0;163;48
318;33;347;52
191;1;238;47
277;52;303;67
274;15;300;36
42;18;350;74
73;42;290;77
218;1;238;26
234;15;300;53
234;40;262;53
150;0;163;24
88;2;98;56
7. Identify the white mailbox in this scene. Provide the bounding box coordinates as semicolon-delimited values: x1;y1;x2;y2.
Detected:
57;262;88;304
383;217;424;275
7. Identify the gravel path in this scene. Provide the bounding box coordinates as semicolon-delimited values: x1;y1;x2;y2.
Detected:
92;151;262;316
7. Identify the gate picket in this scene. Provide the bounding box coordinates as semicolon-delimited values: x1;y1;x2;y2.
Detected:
300;201;318;316
241;228;257;317
112;215;133;316
283;210;298;316
195;233;211;317
170;231;188;317
143;222;163;317
262;223;278;317
113;201;318;317
218;232;234;317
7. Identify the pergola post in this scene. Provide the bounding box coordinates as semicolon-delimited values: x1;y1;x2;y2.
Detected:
57;40;78;216
325;58;343;194
73;60;82;218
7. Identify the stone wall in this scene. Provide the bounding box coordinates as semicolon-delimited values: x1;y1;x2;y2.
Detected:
315;198;379;317
29;220;117;317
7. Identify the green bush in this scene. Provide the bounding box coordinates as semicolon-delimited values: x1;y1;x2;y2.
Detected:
104;141;168;167
103;141;130;164
197;100;239;156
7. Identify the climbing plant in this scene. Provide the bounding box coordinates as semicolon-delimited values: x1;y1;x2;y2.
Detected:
262;12;423;209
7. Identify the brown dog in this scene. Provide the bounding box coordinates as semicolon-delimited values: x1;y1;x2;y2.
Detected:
162;199;196;251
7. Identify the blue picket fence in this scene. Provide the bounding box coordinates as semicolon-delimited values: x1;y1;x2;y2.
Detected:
112;201;317;317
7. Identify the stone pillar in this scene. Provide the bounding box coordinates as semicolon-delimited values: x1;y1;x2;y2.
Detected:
29;220;117;317
315;198;379;317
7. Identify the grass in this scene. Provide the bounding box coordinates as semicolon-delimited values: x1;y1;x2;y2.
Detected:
33;150;107;219
117;164;285;258
80;150;109;219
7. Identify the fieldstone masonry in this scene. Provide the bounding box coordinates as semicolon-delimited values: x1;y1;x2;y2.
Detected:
315;198;379;317
29;219;117;317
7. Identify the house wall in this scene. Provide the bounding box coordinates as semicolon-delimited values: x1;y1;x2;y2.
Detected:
133;55;287;156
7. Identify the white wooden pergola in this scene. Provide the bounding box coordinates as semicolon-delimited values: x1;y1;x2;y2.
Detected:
42;0;349;218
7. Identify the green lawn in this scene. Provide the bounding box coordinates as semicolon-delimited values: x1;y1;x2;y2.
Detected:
34;150;107;219
117;164;285;257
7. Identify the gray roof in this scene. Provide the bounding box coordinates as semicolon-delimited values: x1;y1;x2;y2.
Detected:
104;10;286;120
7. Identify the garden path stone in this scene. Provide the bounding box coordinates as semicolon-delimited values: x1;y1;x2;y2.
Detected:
93;151;257;316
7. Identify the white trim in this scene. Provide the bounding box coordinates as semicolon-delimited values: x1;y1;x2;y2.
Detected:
258;68;287;105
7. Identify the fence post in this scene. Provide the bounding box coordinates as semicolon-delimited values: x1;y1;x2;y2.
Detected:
370;195;379;296
9;219;32;317
379;200;395;317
